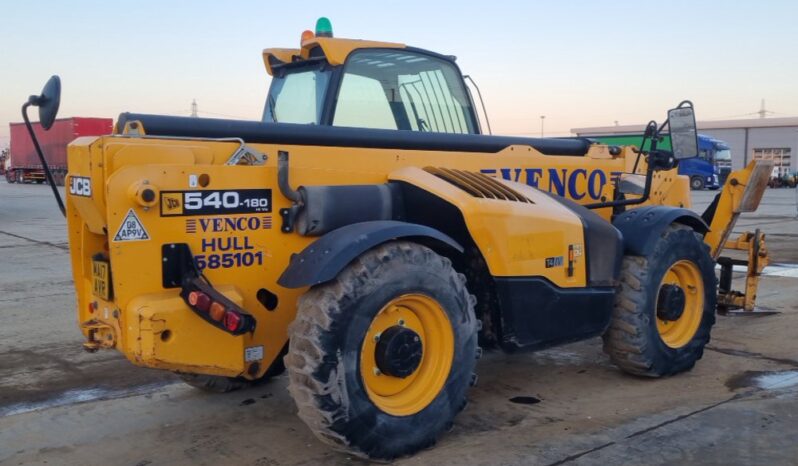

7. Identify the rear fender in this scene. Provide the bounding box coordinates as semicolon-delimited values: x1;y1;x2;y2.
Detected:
277;221;462;289
613;206;708;256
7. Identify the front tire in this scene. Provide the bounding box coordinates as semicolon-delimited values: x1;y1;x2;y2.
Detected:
603;224;716;377
285;241;478;460
690;176;706;190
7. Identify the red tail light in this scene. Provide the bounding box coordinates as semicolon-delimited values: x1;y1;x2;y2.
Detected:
188;291;211;312
224;311;242;332
181;274;256;335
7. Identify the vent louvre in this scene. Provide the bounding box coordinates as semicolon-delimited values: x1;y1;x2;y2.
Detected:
424;167;532;203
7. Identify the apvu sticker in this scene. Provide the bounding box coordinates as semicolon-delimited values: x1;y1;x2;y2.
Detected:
113;209;150;242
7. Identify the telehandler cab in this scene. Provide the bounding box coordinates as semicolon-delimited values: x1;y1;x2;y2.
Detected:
24;18;773;460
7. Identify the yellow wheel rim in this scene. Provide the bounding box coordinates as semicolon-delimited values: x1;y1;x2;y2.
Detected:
360;293;454;416
656;260;704;348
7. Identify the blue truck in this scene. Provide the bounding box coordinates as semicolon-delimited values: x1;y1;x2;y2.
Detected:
591;133;732;190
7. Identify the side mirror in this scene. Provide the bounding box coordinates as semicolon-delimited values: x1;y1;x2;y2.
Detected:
20;75;66;217
667;104;698;160
30;75;61;130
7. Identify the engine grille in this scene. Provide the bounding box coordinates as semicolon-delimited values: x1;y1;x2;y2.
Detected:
424;167;532;203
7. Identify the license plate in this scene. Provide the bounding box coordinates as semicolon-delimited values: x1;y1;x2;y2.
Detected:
92;259;111;300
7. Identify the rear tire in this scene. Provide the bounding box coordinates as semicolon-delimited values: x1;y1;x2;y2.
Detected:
603;224;716;377
285;241;478;460
179;373;249;393
179;349;286;393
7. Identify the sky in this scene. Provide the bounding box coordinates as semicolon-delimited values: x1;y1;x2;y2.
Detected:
2;0;797;147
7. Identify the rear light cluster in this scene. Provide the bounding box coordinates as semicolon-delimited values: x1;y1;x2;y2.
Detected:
187;290;254;334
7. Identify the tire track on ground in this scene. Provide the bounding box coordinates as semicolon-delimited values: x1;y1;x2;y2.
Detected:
545;345;798;465
0;230;68;251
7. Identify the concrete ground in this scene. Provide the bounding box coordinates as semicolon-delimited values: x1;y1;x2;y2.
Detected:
1;180;797;466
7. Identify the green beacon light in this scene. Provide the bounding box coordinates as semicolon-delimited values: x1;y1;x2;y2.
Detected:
315;17;333;38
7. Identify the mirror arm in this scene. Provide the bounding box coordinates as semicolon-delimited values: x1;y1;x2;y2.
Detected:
584;149;675;211
632;120;659;173
21;101;66;217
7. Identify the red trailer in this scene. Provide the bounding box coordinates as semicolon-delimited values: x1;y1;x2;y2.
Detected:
6;117;112;185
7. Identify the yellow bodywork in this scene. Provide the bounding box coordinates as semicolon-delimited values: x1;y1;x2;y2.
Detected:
67;34;777;380
704;160;772;257
263;37;405;75
66;133;690;379
702;160;774;312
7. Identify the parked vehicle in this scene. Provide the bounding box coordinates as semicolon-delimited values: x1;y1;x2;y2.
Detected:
768;170;798;188
0;148;8;177
6;117;112;185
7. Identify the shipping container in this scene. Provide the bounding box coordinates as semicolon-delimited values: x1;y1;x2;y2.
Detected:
6;117;113;185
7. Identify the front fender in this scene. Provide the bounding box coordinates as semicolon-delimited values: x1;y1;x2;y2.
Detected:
277;221;462;289
613;206;708;256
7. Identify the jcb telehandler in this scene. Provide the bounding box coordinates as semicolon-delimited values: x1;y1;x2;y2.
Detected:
23;18;772;460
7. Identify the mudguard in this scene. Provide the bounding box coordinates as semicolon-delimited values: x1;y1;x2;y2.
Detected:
613;206;709;256
277;220;462;289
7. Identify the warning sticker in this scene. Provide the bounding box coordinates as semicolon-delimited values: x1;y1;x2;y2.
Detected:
113;209;150;242
245;346;264;362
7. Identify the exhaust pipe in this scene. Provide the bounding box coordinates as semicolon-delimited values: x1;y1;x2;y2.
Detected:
277;150;302;204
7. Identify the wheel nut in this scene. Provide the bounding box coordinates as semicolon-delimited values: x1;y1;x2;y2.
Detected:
373;367;381;376
373;333;381;342
398;319;405;326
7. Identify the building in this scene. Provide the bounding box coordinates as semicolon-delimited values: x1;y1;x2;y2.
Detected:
573;117;798;174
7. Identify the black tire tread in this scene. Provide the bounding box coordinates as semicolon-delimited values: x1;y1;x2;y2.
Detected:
178;373;249;393
285;241;476;459
178;351;286;393
691;176;706;190
603;224;716;377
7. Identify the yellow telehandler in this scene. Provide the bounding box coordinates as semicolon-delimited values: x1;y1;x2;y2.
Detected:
22;18;772;460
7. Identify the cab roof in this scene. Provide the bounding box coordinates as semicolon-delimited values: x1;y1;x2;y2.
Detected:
262;37;406;75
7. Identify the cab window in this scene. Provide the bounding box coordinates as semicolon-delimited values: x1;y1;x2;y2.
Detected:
263;65;331;124
332;50;477;134
333;73;397;130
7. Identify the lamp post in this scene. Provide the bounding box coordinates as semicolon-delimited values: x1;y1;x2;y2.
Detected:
540;115;545;137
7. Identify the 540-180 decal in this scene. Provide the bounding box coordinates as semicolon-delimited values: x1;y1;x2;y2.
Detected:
160;189;271;216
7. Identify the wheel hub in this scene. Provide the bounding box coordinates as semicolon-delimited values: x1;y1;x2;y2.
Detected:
657;284;686;321
360;293;454;415
375;325;423;378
